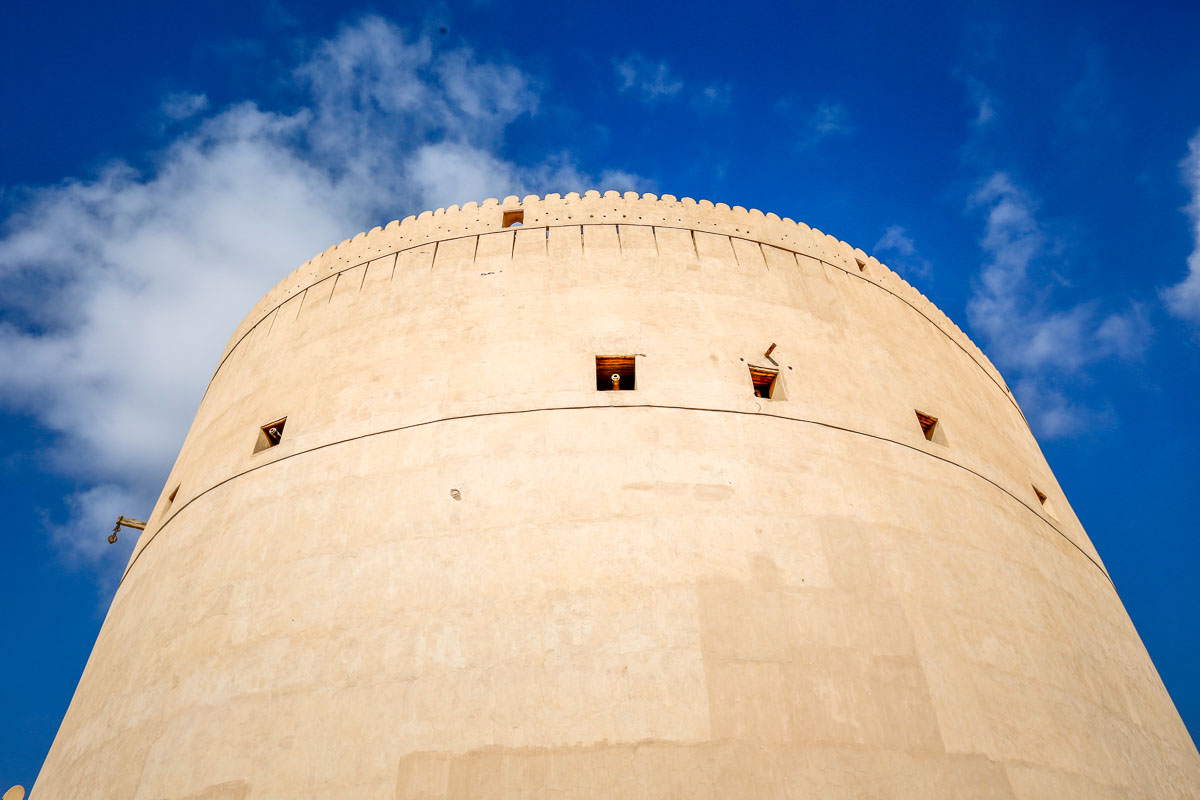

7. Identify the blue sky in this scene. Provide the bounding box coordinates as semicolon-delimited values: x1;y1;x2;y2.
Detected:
2;0;1199;786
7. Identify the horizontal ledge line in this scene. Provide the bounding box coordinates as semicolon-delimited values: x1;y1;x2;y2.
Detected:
121;404;1109;593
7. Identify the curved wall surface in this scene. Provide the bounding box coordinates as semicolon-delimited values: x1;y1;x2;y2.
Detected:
33;191;1200;798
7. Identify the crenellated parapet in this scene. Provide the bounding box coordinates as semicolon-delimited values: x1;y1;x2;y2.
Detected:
219;191;1010;401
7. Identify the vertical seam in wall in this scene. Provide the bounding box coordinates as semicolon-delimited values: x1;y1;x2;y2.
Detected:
388;252;398;282
729;235;741;267
429;240;439;271
690;229;699;260
357;263;368;292
296;286;312;316
327;272;339;304
263;308;279;339
652;226;660;257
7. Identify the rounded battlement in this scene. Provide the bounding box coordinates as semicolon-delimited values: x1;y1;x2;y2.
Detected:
222;192;1006;397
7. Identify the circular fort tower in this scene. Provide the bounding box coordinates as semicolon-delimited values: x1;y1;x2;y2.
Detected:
34;191;1199;798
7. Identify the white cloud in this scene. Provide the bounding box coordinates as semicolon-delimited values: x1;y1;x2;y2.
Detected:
811;102;851;137
772;98;854;148
960;76;996;127
694;82;732;112
1011;378;1113;439
0;15;645;573
45;484;144;565
873;225;933;279
966;173;1150;437
613;55;733;113
595;169;648;192
614;54;684;103
1161;127;1200;326
784;101;853;148
975;96;995;126
0;105;360;567
160;92;209;121
406;141;520;210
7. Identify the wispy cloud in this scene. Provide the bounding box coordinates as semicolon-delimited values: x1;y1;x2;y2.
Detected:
1010;378;1113;439
873;225;933;280
613;55;732;112
160;91;209;121
694;82;732;112
1055;45;1114;145
802;102;853;147
960;76;996;127
614;54;683;103
775;99;853;148
0;15;644;574
810;102;851;138
1161;127;1200;327
966;173;1150;436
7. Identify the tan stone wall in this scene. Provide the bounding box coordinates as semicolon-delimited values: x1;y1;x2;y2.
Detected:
32;192;1200;798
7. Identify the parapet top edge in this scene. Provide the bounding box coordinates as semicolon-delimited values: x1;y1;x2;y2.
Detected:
223;191;1003;388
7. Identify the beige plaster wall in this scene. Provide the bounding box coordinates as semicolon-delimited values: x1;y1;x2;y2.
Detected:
32;192;1200;798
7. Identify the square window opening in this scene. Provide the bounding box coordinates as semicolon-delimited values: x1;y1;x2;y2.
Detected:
749;366;779;399
915;409;947;445
596;356;636;390
502;209;524;228
254;417;287;453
